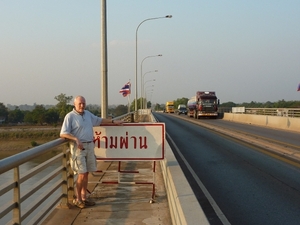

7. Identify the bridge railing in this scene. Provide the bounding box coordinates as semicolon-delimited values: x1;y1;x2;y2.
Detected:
0;113;133;225
0;138;71;225
219;107;300;118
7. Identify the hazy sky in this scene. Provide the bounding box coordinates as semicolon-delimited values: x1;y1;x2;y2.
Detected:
1;1;299;106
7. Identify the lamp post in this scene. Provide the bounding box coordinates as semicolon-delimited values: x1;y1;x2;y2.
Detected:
135;15;172;112
144;86;154;109
100;0;108;118
140;54;162;108
143;80;155;109
142;70;158;109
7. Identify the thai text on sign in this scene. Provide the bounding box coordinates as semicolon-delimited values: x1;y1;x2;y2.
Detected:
93;123;165;161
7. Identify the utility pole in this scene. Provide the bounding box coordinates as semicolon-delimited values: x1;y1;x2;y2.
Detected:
100;0;108;118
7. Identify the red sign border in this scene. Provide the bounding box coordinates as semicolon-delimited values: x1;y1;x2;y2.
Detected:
94;123;165;161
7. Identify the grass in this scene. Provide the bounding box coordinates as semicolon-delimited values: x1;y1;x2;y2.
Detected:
0;125;63;159
0;128;60;140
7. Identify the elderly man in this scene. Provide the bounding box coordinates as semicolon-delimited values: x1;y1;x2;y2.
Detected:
60;95;123;208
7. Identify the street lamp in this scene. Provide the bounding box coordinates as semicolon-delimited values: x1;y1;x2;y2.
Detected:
142;70;158;108
140;54;162;108
143;80;155;109
144;86;154;109
135;15;172;112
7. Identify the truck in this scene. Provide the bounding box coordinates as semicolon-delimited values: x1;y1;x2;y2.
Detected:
165;101;175;113
177;104;187;115
187;91;219;119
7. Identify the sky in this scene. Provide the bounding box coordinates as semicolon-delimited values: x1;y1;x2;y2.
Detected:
1;0;300;107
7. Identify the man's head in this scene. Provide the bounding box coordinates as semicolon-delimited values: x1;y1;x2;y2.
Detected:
74;96;86;114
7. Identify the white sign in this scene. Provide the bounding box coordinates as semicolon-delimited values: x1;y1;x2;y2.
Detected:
93;123;165;161
232;107;245;113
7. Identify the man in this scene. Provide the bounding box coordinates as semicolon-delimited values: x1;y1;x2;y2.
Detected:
60;95;123;209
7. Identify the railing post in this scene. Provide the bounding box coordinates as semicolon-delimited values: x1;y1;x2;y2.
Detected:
68;151;75;204
60;147;71;208
134;111;139;122
131;113;134;122
13;166;21;224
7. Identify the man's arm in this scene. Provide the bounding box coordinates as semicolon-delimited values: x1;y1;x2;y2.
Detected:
60;133;77;141
60;133;84;150
100;118;123;125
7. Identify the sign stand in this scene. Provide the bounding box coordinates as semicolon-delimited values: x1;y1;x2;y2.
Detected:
91;161;157;203
89;123;165;204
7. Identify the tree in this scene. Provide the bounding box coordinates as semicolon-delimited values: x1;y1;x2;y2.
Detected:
146;101;152;109
23;105;46;124
174;97;189;108
7;107;24;123
114;105;128;116
129;98;143;111
54;93;73;121
86;104;100;116
23;111;34;124
31;105;47;125
152;103;165;111
0;103;8;123
220;101;237;107
45;108;60;125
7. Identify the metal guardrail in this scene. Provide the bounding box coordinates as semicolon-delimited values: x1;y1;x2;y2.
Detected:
218;107;300;118
113;111;136;122
0;113;134;225
245;108;300;117
0;138;71;225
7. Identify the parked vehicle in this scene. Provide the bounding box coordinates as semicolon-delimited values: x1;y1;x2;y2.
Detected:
187;91;219;118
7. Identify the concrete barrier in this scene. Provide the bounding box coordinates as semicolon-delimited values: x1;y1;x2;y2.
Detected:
223;113;300;133
160;144;210;225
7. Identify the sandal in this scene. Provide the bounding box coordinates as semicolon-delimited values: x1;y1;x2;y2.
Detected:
74;200;85;209
83;200;95;206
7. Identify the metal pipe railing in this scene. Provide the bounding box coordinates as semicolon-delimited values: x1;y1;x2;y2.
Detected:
0;114;134;225
0;138;71;225
219;107;300;118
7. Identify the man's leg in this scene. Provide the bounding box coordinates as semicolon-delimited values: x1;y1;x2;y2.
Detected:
76;173;87;202
81;172;95;206
74;173;86;208
81;172;88;200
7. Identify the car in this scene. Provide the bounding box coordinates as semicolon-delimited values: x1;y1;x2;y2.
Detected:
177;105;187;115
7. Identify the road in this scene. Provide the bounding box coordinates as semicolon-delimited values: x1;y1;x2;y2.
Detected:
153;112;300;225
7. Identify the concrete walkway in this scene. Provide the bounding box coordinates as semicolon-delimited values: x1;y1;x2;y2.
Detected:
42;160;172;225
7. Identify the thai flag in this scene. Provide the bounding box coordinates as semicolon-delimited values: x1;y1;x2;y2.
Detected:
119;82;131;97
298;83;300;91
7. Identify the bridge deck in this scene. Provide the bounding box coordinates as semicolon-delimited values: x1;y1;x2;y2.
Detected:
42;160;171;225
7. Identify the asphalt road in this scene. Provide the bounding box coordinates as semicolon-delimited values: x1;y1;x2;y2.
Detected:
153;112;300;225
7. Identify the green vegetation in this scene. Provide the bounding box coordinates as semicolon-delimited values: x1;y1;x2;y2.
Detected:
31;141;38;147
0;93;131;125
1;94;300;125
0;128;60;140
221;100;300;108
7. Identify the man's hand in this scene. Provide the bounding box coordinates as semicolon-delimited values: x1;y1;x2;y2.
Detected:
112;120;124;125
75;138;84;150
101;118;124;125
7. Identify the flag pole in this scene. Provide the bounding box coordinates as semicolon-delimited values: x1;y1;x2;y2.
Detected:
127;95;130;113
119;80;131;112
